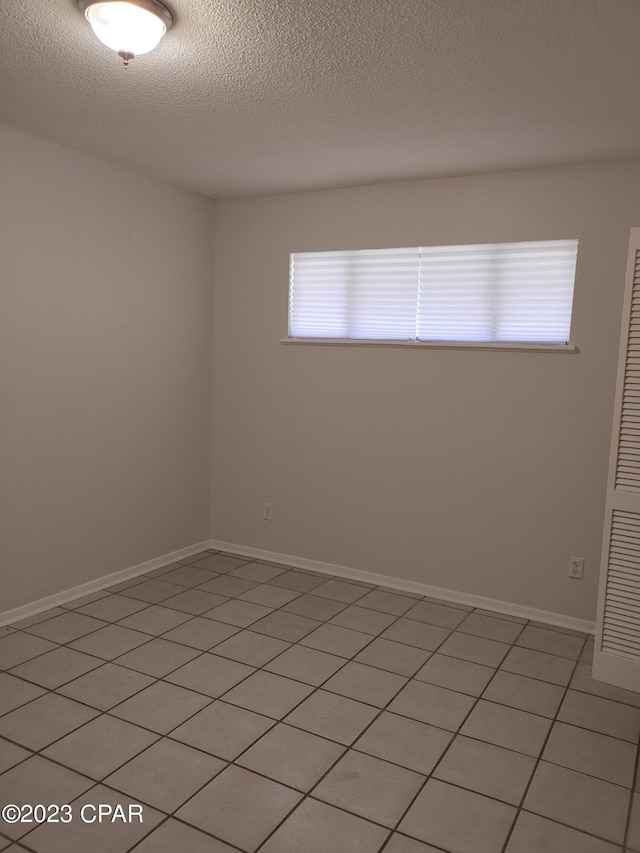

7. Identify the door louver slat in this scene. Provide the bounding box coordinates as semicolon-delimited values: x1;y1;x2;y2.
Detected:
595;236;640;690
602;508;640;660
615;256;640;490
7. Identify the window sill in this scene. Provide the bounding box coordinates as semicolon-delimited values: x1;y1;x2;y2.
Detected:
280;338;578;354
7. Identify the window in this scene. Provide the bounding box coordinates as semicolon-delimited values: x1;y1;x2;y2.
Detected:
287;239;578;347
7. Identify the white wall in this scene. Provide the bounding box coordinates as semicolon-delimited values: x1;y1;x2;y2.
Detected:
0;124;215;611
211;161;640;621
3;127;639;624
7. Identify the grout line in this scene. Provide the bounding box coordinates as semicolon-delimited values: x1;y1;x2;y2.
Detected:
0;611;633;742
498;644;584;853
0;602;634;749
246;621;420;850
3;632;635;799
254;609;523;849
104;603;404;850
622;732;640;852
110;595;428;850
0;560;637;852
372;620;528;847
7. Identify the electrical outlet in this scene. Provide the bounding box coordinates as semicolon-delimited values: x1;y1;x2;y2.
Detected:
263;502;272;521
568;555;584;579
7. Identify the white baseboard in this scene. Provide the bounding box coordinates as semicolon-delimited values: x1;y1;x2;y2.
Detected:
210;538;596;635
2;536;596;636
0;540;211;627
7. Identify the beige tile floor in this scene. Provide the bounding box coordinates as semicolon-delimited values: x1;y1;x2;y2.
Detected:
1;549;639;852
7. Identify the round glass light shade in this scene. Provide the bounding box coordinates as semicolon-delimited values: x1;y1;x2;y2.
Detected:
84;1;169;56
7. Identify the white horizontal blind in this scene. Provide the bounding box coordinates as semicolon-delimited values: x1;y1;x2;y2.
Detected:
417;240;577;343
289;239;578;344
289;248;420;340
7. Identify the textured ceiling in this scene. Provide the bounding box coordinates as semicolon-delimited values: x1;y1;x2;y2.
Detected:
1;0;640;197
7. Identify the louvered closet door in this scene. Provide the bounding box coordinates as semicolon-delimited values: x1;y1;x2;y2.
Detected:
594;228;640;692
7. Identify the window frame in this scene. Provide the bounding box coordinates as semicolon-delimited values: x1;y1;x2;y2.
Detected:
284;239;579;353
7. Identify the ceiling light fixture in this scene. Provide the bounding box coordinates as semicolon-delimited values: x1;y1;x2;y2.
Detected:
78;0;173;69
